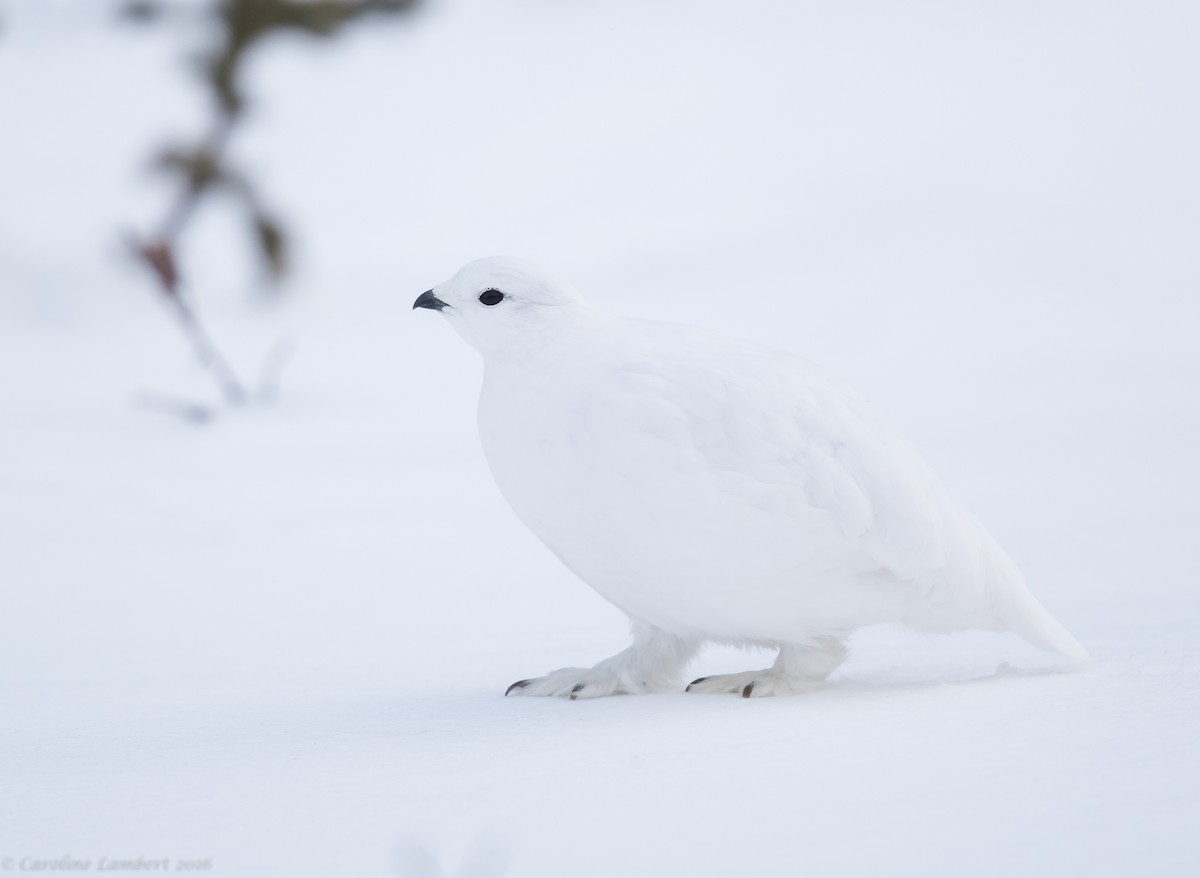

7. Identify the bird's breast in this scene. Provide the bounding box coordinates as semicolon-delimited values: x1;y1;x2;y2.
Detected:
475;358;870;637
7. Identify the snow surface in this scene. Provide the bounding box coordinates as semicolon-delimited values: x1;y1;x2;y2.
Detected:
2;1;1198;876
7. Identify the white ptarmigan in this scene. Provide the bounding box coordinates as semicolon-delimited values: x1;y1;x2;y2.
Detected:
414;257;1087;699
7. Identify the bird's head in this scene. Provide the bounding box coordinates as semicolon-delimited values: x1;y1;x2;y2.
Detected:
413;257;591;355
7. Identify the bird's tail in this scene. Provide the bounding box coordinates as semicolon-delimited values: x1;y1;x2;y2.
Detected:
988;546;1088;660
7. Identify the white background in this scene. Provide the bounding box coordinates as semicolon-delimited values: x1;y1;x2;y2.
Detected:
1;1;1197;875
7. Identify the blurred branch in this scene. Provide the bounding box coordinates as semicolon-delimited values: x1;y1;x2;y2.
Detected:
124;0;420;414
136;240;249;406
256;337;297;403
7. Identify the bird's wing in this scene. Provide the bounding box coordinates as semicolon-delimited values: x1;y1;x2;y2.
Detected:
567;317;1083;655
616;319;958;584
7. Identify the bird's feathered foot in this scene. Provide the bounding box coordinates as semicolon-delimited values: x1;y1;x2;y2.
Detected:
505;622;697;700
685;671;822;698
686;637;848;698
505;667;652;700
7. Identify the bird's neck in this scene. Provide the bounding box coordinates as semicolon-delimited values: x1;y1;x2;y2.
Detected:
480;306;613;370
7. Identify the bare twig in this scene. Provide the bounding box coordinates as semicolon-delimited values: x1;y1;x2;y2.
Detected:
256;337;296;402
125;0;421;415
132;102;248;407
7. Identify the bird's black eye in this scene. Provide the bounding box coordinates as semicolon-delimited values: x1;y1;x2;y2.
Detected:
479;289;504;306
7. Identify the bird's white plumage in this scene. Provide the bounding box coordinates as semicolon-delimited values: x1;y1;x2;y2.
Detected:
418;257;1086;698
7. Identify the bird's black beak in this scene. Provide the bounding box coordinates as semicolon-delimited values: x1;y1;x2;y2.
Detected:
413;290;448;311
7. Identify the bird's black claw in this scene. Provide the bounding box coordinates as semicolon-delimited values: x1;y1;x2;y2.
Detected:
686;676;710;692
742;682;755;698
569;683;585;701
505;679;532;696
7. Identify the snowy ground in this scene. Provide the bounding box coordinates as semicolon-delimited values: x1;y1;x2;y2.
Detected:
2;1;1199;876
